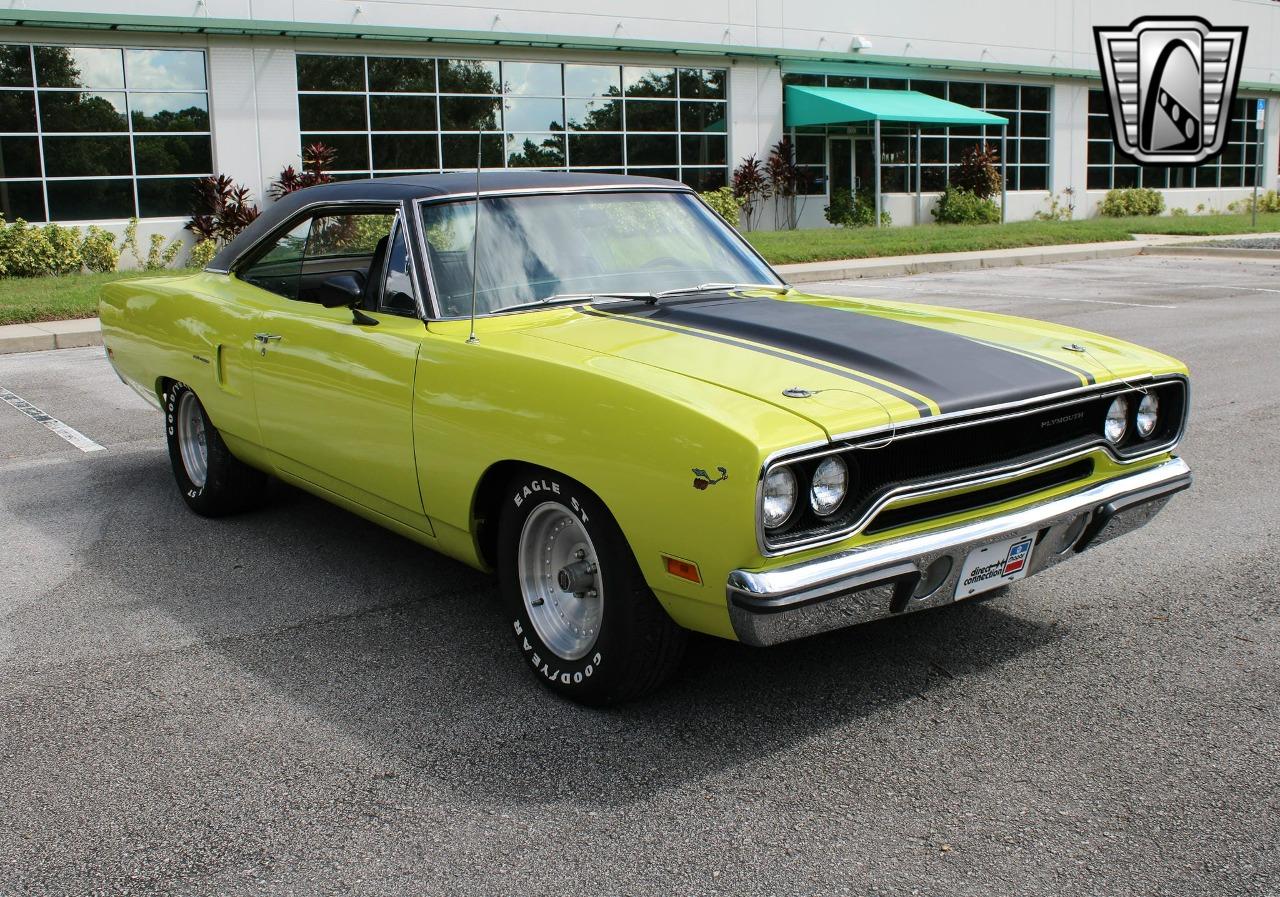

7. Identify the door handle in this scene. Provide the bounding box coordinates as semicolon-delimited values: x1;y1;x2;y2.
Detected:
254;333;282;355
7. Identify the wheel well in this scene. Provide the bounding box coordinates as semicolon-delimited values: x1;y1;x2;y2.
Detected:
155;376;174;405
472;460;534;570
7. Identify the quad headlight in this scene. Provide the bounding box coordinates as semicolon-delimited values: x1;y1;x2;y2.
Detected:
810;456;849;516
1136;392;1159;438
1104;396;1129;444
761;466;798;529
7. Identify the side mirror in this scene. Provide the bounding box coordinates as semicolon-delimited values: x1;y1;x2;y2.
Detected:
318;273;364;308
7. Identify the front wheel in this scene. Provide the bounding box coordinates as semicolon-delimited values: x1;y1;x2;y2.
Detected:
164;382;266;517
498;469;686;705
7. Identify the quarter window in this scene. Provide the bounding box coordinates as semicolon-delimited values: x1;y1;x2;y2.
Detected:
295;54;728;191
0;43;212;222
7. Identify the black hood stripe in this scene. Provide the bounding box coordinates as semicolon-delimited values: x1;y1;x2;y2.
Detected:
580;306;935;416
966;335;1096;385
604;296;1087;414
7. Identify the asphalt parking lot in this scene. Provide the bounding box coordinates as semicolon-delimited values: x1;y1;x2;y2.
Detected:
2;255;1277;896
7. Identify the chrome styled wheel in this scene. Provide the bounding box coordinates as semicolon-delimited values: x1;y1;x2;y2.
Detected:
175;389;208;488
516;501;603;661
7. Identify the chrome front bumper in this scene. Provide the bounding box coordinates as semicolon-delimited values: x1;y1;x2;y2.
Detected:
727;457;1191;647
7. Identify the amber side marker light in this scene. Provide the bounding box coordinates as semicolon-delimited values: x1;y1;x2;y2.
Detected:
663;555;702;584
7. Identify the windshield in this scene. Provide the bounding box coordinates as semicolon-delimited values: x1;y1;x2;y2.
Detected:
418;190;780;316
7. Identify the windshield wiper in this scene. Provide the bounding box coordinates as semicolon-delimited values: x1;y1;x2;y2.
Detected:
497;292;653;314
645;282;791;304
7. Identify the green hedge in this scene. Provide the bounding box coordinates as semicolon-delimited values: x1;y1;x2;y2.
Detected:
1098;188;1165;217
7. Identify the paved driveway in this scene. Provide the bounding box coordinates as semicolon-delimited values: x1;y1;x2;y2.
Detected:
1;255;1276;896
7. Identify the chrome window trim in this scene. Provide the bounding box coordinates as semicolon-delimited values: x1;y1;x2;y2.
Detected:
755;374;1190;557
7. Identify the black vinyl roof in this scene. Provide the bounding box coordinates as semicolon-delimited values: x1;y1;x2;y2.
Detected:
209;171;689;271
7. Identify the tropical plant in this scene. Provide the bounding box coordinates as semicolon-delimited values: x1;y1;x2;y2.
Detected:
699;187;745;226
186;175;261;245
931;186;1001;224
765;139;809;230
953;143;1003;200
731;155;770;231
269;142;337;199
824;188;891;228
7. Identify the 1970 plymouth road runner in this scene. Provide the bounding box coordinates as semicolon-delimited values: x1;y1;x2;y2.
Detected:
100;172;1191;704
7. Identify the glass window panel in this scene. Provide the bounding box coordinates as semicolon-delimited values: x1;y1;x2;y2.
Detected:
36;46;123;89
1243;165;1256;187
129;93;209;132
439;96;500;130
0;136;41;178
1086;167;1110;190
869;78;907;91
795;135;824;164
505;133;565;168
1113;166;1139;188
986;84;1017;109
0;45;33;87
880;135;909;165
921;166;946;190
1019;166;1047;191
565;97;620;131
564;64;620;97
1195;164;1218;188
1168;167;1194;188
371;94;436;131
1220;166;1242;188
912;80;946;99
624;66;675;98
625;99;677;131
1021;86;1050;110
827;75;867;89
681;167;727;191
242;218;309;299
43;135;131;176
627;166;678;180
567;133;622;167
1087;141;1112;165
1088;89;1108;115
440;132;503;168
678;68;725;99
949;138;982;161
46;177;133;220
1087;115;1111;140
680;134;726;166
503;97;564;132
626;133;677;165
1020;139;1048;164
124;49;205;90
921;138;945;163
301;133;369;171
297;55;364;92
1220;142;1243;166
134;135;212;175
782;73;823;87
0;179;45;221
438;59;500;94
368;56;434;93
948;81;981;107
950;124;981;137
1140;167;1169;189
0;90;36;132
680;101;725;133
876;166;905;192
372;133;438;170
298;94;366;131
503;62;561;96
39;91;127;132
137;176;201;218
380;221;418;316
1020;112;1049;137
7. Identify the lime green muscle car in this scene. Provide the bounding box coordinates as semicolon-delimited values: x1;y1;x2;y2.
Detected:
100;172;1191;704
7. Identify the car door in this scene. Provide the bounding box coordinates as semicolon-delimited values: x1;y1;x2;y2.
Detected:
237;205;427;519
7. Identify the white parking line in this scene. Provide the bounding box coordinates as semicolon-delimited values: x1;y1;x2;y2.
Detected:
0;388;106;453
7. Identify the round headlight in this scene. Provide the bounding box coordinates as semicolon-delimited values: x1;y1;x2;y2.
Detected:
1104;396;1129;444
810;456;848;516
1136;392;1159;438
762;466;798;529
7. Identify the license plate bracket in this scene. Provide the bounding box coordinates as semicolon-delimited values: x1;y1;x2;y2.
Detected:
955;533;1036;599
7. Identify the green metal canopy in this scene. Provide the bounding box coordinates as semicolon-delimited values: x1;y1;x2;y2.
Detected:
784;85;1008;127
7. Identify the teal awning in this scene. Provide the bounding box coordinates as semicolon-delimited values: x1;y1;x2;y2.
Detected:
784;85;1008;127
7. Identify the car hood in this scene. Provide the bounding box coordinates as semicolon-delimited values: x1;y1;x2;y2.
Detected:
525;290;1185;439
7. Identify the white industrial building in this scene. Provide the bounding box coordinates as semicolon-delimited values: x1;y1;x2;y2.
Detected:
1;0;1277;242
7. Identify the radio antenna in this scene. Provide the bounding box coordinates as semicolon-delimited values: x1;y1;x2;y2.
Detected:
466;130;482;344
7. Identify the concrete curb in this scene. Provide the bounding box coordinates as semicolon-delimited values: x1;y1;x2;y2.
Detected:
777;241;1144;284
0;318;101;356
1141;245;1280;260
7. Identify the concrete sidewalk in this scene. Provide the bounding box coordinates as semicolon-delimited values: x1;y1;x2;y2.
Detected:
3;230;1278;355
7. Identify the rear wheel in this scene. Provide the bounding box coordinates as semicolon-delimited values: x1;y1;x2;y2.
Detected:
164;382;266;517
498;468;686;705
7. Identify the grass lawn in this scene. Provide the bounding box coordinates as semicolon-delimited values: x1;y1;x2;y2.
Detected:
0;269;195;326
748;213;1280;265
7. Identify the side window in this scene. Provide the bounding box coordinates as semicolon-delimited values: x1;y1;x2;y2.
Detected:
238;208;396;303
379;220;419;316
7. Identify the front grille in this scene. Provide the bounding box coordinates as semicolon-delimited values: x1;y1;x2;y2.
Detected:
764;378;1186;551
